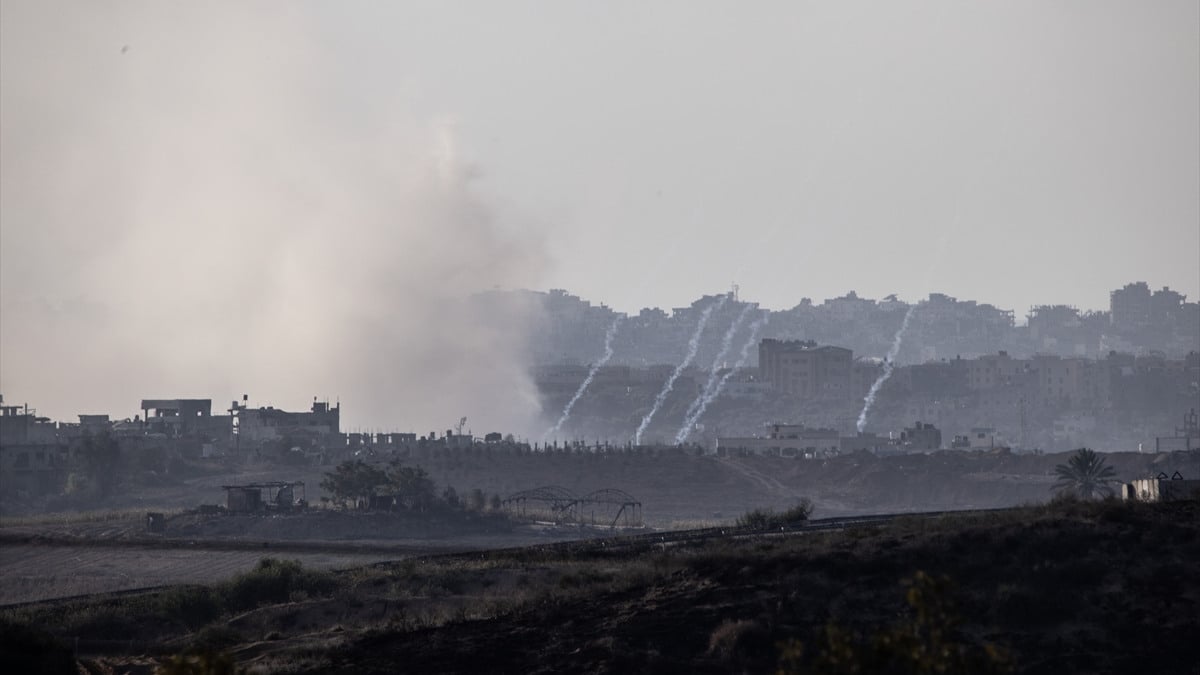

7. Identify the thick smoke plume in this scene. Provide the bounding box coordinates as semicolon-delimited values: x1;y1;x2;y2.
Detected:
675;303;753;443
855;304;917;433
0;4;547;434
676;309;767;443
544;315;623;439
634;294;728;445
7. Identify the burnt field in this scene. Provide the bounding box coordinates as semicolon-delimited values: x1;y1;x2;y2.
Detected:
4;498;1197;674
0;509;600;605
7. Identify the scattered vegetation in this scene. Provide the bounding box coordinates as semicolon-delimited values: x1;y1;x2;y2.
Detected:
4;498;1197;673
2;558;339;643
0;506;182;528
736;498;813;529
221;558;338;613
777;571;1010;674
707;618;770;661
156;649;243;675
319;460;437;510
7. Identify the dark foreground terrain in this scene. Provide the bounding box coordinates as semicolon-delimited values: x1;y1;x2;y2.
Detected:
3;498;1197;674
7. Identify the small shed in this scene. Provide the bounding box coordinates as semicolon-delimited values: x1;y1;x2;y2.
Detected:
1122;472;1200;502
221;481;306;512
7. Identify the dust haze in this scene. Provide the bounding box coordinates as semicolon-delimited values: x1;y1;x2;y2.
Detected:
0;3;548;433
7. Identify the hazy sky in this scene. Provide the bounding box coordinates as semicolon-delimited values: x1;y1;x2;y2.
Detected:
309;0;1199;314
1;1;1197;426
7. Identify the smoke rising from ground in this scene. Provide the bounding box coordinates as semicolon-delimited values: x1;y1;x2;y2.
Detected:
676;309;767;444
856;304;917;433
634;294;728;445
544;315;623;440
0;3;547;434
675;303;753;443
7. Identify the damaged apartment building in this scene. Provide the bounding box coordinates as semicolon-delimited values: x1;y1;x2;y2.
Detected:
143;396;343;455
0;399;65;496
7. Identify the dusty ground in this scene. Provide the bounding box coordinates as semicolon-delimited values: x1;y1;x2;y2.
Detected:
9;447;1192;527
3;448;1193;609
5;498;1197;674
0;544;395;606
0;509;609;605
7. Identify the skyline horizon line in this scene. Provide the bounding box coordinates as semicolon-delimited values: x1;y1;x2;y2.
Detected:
491;277;1198;320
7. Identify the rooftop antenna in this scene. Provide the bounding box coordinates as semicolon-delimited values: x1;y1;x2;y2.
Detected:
731;283;739;301
456;416;467;435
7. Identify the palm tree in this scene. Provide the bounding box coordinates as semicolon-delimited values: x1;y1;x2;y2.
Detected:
1052;447;1118;499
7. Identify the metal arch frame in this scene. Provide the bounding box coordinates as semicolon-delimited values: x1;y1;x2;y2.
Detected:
502;485;576;505
501;485;578;522
578;488;639;505
501;486;644;528
576;488;643;528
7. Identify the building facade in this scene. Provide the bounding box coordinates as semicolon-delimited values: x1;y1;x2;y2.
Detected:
759;339;853;399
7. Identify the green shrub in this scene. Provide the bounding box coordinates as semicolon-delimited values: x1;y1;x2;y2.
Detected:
216;558;336;613
156;586;222;629
737;499;813;529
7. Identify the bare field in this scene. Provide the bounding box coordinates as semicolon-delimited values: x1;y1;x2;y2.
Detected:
8;449;1196;530
0;543;400;606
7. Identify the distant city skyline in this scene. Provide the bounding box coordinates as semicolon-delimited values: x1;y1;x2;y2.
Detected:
519;279;1196;320
2;1;1196;430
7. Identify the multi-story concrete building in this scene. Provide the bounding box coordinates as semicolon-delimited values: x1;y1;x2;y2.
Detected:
140;399;228;437
1110;282;1152;331
235;398;340;445
1029;356;1112;409
759;339;853;399
0;400;65;495
960;351;1028;390
851;359;885;399
1150;286;1187;324
900;421;943;451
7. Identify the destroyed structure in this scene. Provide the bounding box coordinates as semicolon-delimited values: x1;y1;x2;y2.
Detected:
222;481;306;512
0;392;515;498
716;421;944;458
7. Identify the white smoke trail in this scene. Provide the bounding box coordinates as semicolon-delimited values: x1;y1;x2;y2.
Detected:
856;304;917;433
634;294;728;445
544;315;623;439
675;303;754;443
676;310;768;443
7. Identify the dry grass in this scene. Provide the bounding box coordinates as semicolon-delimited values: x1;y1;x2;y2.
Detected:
6;498;1198;674
666;518;731;530
0;507;184;529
